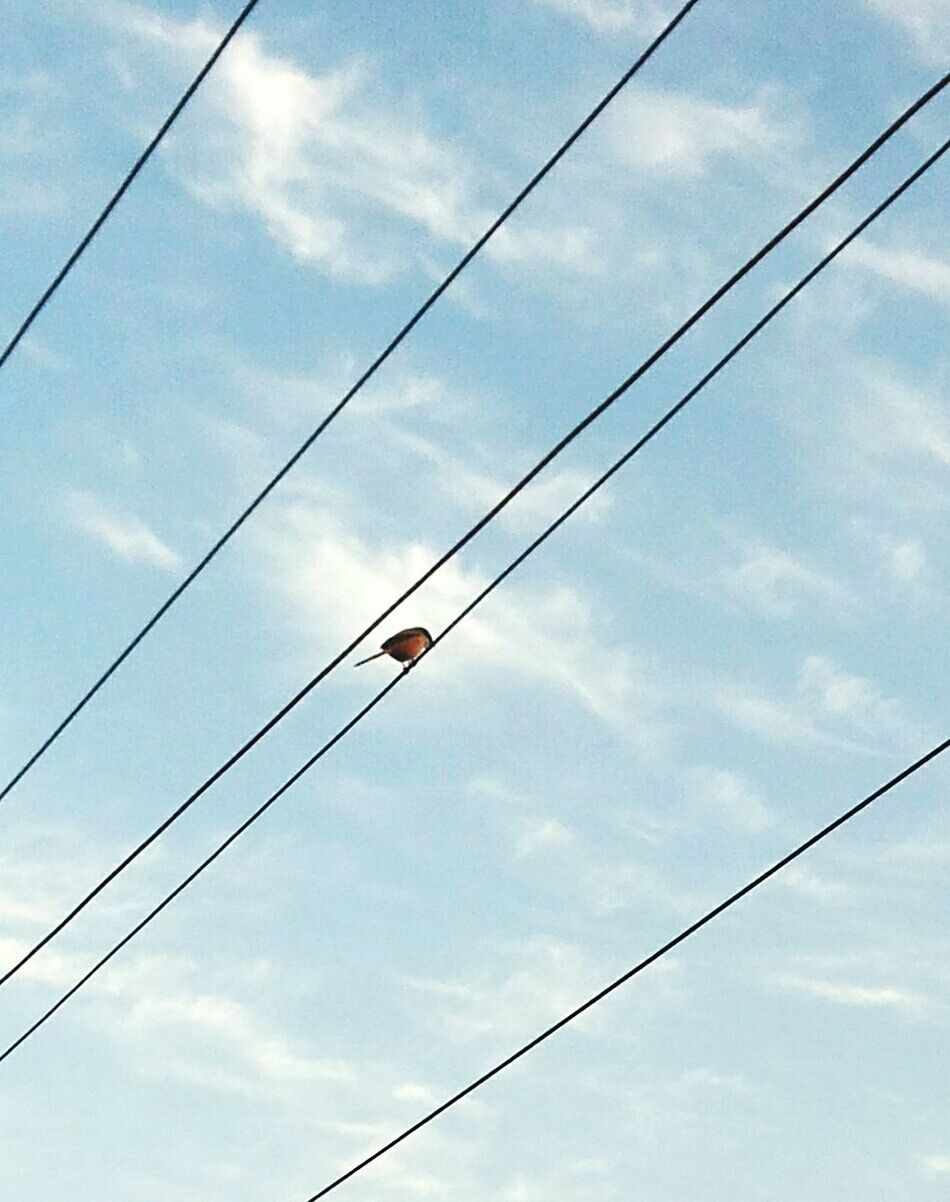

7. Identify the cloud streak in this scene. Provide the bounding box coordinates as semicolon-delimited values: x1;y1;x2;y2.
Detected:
65;488;181;571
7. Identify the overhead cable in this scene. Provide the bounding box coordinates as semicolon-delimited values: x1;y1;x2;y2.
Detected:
2;132;945;1065
301;734;950;1200
0;0;705;806
0;0;263;373
1;74;943;994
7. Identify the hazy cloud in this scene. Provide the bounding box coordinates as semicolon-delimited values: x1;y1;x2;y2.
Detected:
65;489;181;571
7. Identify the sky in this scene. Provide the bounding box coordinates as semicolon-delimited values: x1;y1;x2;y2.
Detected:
0;0;948;1198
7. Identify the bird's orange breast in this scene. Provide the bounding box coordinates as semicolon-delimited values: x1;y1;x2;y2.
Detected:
384;630;431;662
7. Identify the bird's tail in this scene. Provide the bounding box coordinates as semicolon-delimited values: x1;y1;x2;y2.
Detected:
354;650;385;667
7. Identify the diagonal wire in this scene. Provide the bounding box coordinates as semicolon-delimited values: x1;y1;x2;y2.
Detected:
0;0;263;373
1;132;945;1067
0;73;944;995
0;0;705;806
302;734;950;1201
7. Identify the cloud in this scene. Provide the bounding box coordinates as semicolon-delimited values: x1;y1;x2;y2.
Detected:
886;537;927;582
0;69;66;215
778;865;854;902
713;655;923;756
720;544;848;619
111;9;480;281
840;239;950;307
405;936;684;1045
514;816;577;856
605;86;789;178
65;488;182;571
110;7;596;285
256;500;667;749
849;372;950;473
798;655;922;747
685;767;774;832
387;425;613;531
775;973;930;1016
529;0;669;33
712;684;871;756
122;989;354;1098
469;776;697;914
863;0;950;63
920;1155;950;1178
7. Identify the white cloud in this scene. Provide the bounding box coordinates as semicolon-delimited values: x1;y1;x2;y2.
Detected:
920;1154;950;1178
514;816;577;856
864;0;950;63
712;684;872;755
530;0;668;33
112;10;479;281
471;778;696;914
779;865;854;902
256;501;666;749
122;989;354;1096
388;425;613;531
887;537;927;582
65;488;181;571
606;86;788;178
714;654;924;755
849;371;950;473
685;767;774;832
776;973;930;1016
841;239;950;307
406;936;684;1044
111;8;596;284
798;655;921;747
720;545;847;618
393;1081;439;1104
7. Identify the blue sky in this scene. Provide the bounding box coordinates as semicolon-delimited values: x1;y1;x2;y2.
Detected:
1;1;948;1198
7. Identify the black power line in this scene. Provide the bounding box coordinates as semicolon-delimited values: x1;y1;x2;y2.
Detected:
302;735;950;1201
0;0;263;373
2;132;945;1066
0;73;943;996
0;0;705;807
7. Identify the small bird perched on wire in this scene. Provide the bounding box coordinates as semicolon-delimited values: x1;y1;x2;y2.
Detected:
354;626;433;670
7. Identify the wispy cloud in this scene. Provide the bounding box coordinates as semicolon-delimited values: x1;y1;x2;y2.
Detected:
775;972;931;1016
605;85;791;179
387;425;613;531
885;536;927;582
476;791;698;915
65;488;182;570
848;371;950;474
778;864;854;902
863;0;950;63
713;654;924;755
122;988;355;1098
920;1154;950;1178
257;501;667;749
109;7;597;285
840;239;950;307
406;936;685;1045
720;544;848;619
685;767;774;832
530;0;669;35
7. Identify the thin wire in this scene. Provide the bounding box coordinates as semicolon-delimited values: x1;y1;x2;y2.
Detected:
0;74;943;994
303;735;950;1201
0;0;705;807
2;134;945;1066
0;0;263;373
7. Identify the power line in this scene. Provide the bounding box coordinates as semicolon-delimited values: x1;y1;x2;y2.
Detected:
2;132;945;1066
0;0;263;373
0;74;943;996
301;734;950;1201
0;0;705;807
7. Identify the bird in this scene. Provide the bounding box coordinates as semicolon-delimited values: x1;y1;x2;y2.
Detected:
354;626;433;670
